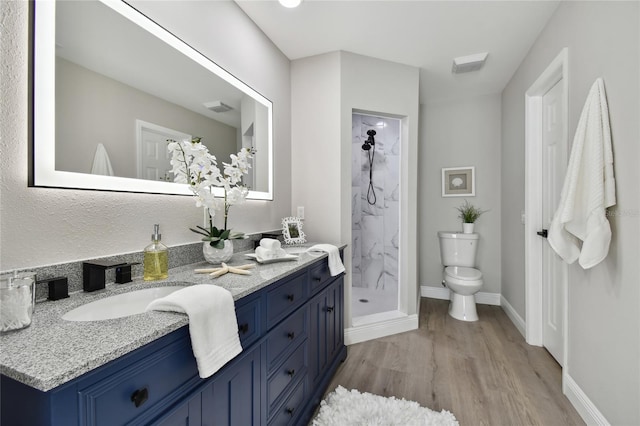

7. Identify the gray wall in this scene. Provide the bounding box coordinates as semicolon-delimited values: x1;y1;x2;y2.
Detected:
56;58;237;178
501;1;639;423
419;94;502;294
291;51;420;325
0;0;291;270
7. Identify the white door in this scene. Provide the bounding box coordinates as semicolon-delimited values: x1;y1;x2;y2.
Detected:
541;78;567;365
136;120;191;182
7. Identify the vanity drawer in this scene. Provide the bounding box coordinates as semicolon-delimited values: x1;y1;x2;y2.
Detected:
78;333;199;426
266;271;308;328
309;259;333;294
268;376;308;426
267;341;308;414
236;294;262;348
266;305;308;371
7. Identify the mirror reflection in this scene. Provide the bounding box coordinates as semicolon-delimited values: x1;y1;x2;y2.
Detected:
32;0;272;198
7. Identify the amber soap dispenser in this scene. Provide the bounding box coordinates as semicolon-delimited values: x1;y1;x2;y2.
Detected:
144;224;168;281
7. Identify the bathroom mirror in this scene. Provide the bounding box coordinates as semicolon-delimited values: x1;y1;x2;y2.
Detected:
30;0;273;199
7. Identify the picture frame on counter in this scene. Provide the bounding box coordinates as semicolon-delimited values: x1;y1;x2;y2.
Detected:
282;217;306;245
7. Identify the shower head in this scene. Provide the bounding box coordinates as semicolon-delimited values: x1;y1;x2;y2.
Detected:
365;129;376;146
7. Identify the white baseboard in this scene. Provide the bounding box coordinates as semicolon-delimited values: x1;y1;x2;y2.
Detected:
420;285;501;306
500;295;526;337
564;373;610;425
345;314;418;345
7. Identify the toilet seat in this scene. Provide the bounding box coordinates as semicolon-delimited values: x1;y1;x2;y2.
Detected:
444;266;482;281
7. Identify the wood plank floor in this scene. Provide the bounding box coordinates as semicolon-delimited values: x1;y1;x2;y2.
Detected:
323;298;584;426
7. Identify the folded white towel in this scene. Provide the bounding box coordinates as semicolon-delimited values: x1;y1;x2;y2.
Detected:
91;143;114;176
307;244;345;276
146;285;242;378
548;78;616;269
255;244;287;262
260;238;282;251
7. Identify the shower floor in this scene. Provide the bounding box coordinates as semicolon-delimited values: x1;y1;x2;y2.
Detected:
351;286;397;318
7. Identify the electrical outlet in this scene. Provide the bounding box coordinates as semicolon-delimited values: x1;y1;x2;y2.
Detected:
297;206;304;219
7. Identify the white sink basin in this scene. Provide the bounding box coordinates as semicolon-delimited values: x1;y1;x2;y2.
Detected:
62;286;184;321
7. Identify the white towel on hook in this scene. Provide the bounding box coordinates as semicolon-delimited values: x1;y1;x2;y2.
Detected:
146;285;242;378
307;244;345;276
90;143;114;176
548;78;616;269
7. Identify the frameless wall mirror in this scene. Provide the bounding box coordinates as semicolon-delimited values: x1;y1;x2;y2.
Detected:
30;0;273;199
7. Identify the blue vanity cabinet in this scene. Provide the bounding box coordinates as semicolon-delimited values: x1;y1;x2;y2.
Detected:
154;343;262;426
1;255;347;426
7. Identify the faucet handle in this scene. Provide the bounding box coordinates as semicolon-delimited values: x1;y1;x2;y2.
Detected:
82;260;127;292
115;263;141;284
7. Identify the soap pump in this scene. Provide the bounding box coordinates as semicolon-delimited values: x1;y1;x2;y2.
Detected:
143;224;168;281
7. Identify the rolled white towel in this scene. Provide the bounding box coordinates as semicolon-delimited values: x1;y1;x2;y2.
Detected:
255;246;287;261
260;238;281;251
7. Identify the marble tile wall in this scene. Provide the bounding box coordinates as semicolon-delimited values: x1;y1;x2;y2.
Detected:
351;114;400;309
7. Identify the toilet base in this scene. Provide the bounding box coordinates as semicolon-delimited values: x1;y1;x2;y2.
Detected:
448;293;478;322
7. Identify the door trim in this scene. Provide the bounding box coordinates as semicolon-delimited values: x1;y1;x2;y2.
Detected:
524;48;568;367
135;120;191;180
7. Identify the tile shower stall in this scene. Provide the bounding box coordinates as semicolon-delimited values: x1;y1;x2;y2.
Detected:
351;113;400;319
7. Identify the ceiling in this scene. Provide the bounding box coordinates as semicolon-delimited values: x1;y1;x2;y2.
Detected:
236;0;561;104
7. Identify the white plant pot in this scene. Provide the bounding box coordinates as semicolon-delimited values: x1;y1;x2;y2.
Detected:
203;239;234;264
462;223;475;234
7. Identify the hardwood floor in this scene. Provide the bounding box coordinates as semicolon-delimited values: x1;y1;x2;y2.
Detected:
324;298;584;426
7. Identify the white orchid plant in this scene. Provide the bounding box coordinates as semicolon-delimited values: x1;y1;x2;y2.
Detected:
168;137;253;249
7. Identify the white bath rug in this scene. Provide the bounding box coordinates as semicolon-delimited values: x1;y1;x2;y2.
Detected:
312;386;459;426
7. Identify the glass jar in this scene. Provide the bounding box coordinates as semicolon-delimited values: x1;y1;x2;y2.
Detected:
0;271;36;333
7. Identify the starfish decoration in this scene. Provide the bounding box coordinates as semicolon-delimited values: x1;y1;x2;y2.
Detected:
194;263;256;278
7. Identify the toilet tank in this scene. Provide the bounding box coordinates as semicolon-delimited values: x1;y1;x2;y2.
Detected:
438;231;479;267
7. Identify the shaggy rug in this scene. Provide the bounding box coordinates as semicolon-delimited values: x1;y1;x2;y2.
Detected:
312;386;459;426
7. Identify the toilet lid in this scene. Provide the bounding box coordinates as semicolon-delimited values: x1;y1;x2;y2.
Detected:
445;266;482;281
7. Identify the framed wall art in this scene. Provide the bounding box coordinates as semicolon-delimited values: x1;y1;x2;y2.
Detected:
442;166;475;197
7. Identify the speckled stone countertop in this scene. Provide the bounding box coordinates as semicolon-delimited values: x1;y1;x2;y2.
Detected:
0;246;337;392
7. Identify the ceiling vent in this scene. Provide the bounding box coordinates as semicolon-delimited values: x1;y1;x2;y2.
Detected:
452;52;489;74
203;101;233;113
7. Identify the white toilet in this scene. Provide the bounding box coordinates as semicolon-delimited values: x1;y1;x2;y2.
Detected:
438;231;483;322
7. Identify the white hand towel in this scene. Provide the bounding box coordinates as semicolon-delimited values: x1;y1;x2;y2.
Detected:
146;285;242;378
307;244;345;276
548;78;616;269
90;143;114;176
255;246;287;261
260;238;282;251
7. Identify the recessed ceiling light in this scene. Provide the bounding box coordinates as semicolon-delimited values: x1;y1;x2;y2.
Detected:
279;0;302;8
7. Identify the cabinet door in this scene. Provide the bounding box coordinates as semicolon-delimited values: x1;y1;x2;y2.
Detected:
154;391;202;426
200;345;261;426
326;277;344;362
308;276;344;387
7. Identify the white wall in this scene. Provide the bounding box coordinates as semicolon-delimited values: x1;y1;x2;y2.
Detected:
0;1;291;270
419;94;502;294
501;1;639;423
291;51;420;327
290;52;342;244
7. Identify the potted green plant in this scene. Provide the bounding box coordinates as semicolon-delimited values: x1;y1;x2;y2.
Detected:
455;200;487;233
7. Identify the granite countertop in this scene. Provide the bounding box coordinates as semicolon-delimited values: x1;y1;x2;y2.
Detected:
0;246;334;392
